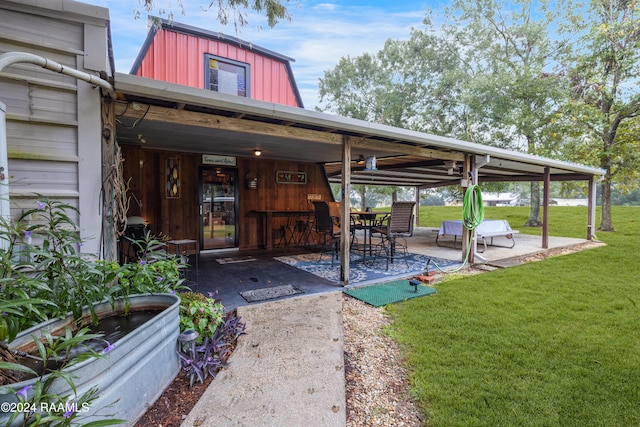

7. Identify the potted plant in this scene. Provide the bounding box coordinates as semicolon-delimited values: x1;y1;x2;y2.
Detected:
0;198;186;425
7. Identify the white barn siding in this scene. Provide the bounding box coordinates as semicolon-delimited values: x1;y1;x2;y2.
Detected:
0;0;110;255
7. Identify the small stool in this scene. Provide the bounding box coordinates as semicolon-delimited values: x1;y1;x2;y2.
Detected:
167;239;199;286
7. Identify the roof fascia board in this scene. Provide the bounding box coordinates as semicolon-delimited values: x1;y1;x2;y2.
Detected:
155;17;296;62
114;72;606;178
1;0;110;24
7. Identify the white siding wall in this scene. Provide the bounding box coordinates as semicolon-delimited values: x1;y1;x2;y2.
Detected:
0;0;110;255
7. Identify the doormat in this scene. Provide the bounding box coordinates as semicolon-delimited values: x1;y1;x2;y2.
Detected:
344;280;436;307
239;284;304;303
216;256;257;265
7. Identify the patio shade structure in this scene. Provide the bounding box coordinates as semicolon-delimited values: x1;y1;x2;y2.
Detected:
112;73;605;284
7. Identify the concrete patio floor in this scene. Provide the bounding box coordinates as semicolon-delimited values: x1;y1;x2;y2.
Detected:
182;226;595;310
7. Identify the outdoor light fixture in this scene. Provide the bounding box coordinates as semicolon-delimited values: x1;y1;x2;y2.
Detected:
364;155;377;171
178;330;199;359
356;155;365;165
253;149;262;157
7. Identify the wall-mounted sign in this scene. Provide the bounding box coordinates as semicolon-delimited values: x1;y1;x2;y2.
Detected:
276;171;307;184
203;154;236;166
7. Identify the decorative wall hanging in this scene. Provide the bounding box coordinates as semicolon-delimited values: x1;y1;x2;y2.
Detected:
276;171;306;184
166;158;180;198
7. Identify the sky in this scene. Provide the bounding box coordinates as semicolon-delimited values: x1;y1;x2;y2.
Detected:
85;0;435;109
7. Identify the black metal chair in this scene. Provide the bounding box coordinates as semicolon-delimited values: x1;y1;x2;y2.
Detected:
371;201;416;270
121;216;149;263
312;201;342;266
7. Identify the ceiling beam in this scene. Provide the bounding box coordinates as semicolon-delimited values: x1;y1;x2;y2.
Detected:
114;100;466;161
349;137;464;161
114;101;344;145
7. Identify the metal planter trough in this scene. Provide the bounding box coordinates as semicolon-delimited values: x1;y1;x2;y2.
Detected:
0;293;181;426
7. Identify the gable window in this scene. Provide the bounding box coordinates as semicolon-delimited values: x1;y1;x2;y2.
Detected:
205;54;249;97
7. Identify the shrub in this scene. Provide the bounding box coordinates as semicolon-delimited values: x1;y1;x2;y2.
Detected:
178;308;246;386
178;292;225;342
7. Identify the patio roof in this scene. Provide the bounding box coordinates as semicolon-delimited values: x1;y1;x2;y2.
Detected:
113;72;606;188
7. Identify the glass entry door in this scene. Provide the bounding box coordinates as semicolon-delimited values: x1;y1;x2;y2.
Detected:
200;167;238;250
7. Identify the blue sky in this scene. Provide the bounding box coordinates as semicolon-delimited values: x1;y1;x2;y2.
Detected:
85;0;435;109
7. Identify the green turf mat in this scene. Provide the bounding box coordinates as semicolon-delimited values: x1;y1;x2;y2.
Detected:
343;280;436;307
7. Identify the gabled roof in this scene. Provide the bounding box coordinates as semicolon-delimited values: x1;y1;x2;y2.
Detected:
129;17;304;107
113;72;605;188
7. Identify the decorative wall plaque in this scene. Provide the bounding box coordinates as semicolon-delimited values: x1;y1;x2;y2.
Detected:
276;171;306;184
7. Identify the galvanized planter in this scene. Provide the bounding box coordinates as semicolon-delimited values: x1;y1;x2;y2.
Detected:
0;293;181;426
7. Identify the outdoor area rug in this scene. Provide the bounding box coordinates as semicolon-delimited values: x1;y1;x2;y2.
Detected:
239;284;304;303
274;252;462;286
344;280;437;307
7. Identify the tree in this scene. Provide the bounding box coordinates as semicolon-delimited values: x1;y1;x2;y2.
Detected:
318;0;573;226
137;0;290;28
562;0;640;231
447;0;574;226
318;30;468;135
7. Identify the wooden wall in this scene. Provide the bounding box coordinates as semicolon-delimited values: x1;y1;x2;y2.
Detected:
120;144;335;250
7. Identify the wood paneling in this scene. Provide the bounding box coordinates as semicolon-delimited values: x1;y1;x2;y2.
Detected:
120;145;334;250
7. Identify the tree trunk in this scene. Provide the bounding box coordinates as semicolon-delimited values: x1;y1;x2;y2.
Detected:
525;181;542;227
599;131;615;231
599;173;615;231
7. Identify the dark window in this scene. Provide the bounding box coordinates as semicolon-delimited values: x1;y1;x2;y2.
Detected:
205;54;250;97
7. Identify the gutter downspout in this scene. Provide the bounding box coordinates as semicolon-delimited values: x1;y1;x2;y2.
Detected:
0;52;114;95
0;52;115;249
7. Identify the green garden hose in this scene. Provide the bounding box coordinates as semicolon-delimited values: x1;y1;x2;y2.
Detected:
463;184;484;230
429;184;484;274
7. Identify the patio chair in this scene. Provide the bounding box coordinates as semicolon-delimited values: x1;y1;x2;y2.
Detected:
326;201;360;245
371;201;416;270
312;201;342;266
121;216;149;263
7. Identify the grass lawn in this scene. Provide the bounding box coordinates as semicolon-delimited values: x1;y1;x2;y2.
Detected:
389;206;640;426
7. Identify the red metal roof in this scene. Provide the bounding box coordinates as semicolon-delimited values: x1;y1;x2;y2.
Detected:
131;19;303;108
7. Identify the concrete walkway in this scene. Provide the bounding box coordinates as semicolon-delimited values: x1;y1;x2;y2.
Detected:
181;291;346;427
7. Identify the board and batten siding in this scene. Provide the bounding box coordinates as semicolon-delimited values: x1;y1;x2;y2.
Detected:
136;28;301;107
0;0;111;255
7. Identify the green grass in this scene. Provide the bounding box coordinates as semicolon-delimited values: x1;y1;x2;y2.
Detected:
389;206;640;426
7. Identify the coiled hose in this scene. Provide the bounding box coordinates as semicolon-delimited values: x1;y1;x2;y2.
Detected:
429;184;484;273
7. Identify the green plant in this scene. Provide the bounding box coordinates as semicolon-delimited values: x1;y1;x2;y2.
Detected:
1;199;120;325
178;309;246;386
0;196;185;330
178;292;225;342
113;232;187;314
1;327;126;426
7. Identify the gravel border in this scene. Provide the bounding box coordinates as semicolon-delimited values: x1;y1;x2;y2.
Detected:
342;294;423;426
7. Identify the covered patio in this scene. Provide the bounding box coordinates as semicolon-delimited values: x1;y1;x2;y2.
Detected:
109;72;605;288
184;226;595;310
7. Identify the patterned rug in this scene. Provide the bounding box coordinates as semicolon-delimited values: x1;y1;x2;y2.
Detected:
274;252;462;285
239;284;304;303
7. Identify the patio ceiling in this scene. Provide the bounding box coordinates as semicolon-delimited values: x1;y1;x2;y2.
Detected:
113;73;605;188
